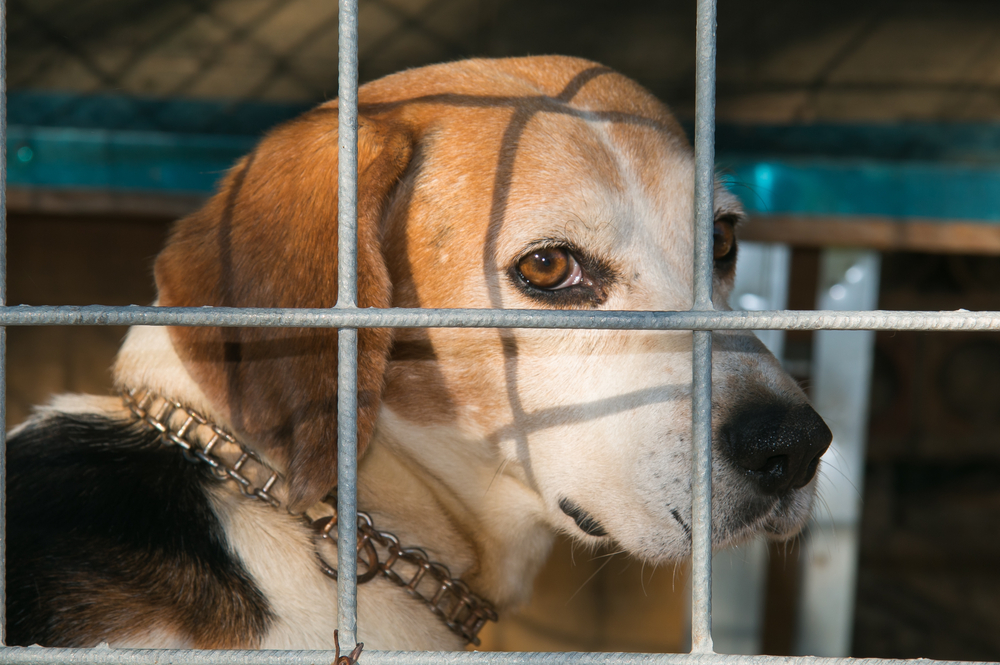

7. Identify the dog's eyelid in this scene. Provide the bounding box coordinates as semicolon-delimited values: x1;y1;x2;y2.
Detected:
553;255;586;289
713;211;744;227
712;219;739;267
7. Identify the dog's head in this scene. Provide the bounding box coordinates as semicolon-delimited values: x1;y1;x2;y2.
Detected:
156;56;830;560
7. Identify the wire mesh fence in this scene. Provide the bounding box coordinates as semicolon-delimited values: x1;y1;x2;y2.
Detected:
2;0;1000;663
7;0;489;134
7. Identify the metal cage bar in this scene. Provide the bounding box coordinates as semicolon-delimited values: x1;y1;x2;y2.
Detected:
0;650;986;665
691;0;718;653
1;306;998;331
0;647;984;665
336;0;361;649
0;0;7;647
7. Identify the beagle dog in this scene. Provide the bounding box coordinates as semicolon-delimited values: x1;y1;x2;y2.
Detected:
6;56;831;651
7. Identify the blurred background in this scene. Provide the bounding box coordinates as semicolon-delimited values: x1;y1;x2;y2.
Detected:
6;0;1000;660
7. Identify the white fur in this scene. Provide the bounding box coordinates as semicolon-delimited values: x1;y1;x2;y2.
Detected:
113;324;217;421
110;628;195;650
9;394;128;439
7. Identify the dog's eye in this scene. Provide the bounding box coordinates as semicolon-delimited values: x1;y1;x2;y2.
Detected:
713;219;736;261
517;247;585;290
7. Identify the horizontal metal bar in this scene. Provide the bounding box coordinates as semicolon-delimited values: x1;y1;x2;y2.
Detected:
0;647;978;665
0;305;998;332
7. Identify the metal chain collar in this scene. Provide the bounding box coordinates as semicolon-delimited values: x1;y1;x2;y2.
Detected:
312;511;498;645
120;387;498;646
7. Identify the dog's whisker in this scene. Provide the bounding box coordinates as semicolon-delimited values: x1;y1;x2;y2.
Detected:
811;486;837;527
566;550;618;605
485;459;510;496
822;443;853;472
671;559;684;593
818;456;864;501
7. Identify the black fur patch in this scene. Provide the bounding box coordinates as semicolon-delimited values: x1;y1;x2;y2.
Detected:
5;412;273;647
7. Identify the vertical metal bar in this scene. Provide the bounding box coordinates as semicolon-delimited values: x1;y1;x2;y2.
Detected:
690;331;713;653
336;0;360;649
0;0;7;646
338;0;359;311
693;0;717;313
337;328;359;647
691;0;717;655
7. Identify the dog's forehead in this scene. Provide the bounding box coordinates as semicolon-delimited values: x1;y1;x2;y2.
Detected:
402;92;694;230
374;58;704;306
503;110;696;241
361;56;679;118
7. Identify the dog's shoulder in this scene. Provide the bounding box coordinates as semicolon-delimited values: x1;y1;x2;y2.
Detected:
5;397;273;648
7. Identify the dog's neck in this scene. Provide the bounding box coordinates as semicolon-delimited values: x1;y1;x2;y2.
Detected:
114;325;217;421
359;411;556;610
114;325;555;616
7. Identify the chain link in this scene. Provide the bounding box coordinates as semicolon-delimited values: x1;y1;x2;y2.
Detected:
122;387;282;507
312;511;498;646
120;387;497;646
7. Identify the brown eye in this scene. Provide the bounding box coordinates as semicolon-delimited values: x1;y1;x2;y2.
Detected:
713;220;735;261
518;247;573;289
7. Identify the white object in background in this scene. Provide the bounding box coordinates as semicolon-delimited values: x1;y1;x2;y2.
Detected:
729;242;792;360
712;241;791;654
795;249;881;657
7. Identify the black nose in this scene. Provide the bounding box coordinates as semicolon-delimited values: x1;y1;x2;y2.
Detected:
722;403;832;495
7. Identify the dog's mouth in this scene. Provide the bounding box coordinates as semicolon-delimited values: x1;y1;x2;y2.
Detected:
559;497;608;537
556;490;812;560
717;489;815;547
760;486;817;540
553;465;818;559
650;485;816;557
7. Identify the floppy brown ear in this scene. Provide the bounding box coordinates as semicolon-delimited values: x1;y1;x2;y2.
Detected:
155;106;412;510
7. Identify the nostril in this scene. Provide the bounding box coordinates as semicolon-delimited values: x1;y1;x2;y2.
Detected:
761;456;787;477
722;402;832;495
749;455;789;494
793;452;823;489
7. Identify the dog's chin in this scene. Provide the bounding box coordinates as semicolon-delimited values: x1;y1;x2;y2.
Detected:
715;478;819;548
725;486;817;545
630;492;817;563
761;487;817;541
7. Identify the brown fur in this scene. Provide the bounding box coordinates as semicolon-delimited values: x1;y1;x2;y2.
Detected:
156;111;411;509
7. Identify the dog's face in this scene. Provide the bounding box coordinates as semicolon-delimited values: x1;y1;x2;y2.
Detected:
371;59;831;562
157;56;830;567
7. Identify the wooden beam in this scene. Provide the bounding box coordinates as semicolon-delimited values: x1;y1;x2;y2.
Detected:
7;187;205;219
740;215;1000;255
